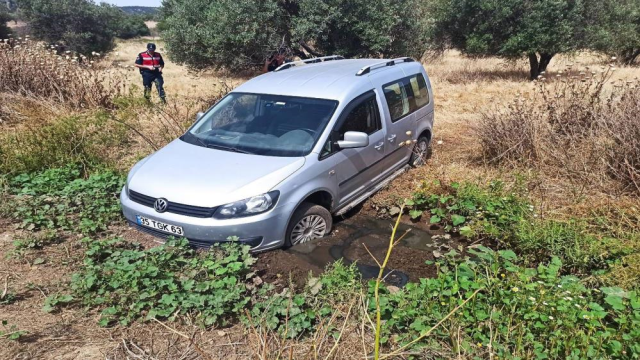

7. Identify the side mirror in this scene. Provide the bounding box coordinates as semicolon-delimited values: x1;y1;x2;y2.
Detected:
195;112;204;122
337;131;369;149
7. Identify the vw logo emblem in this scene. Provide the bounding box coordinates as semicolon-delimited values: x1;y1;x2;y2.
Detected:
154;198;169;213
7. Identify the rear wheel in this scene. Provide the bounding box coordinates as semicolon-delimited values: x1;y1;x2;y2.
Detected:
285;203;332;247
410;135;431;167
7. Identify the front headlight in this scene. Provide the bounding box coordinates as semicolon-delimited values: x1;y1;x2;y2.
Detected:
213;191;280;219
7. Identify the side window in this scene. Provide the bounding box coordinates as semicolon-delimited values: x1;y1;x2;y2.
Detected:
383;81;411;122
410;73;430;109
338;95;381;136
320;93;381;158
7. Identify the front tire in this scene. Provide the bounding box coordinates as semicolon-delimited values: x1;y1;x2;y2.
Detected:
410;135;431;167
285;203;332;247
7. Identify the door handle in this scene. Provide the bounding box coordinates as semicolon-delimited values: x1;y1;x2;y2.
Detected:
374;142;384;150
387;134;396;143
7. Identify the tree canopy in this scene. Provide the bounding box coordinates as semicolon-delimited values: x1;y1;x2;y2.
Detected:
16;0;149;54
160;0;427;70
427;0;590;79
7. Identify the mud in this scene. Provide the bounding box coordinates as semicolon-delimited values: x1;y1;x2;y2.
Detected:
256;213;467;289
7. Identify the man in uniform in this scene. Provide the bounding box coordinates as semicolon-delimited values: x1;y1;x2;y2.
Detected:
135;43;166;103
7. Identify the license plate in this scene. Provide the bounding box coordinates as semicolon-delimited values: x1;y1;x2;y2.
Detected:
136;215;184;236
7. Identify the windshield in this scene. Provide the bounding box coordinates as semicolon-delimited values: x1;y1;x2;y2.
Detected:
182;93;338;157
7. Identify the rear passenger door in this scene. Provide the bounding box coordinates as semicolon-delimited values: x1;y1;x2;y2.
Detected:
381;73;431;170
320;91;387;206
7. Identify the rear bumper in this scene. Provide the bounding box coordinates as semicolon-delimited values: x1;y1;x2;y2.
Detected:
120;187;292;251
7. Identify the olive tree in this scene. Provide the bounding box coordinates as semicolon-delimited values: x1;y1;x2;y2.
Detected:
427;0;588;79
16;0;149;54
586;0;639;65
17;0;119;53
160;0;427;70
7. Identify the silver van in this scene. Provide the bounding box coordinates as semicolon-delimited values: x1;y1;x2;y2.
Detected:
120;56;434;251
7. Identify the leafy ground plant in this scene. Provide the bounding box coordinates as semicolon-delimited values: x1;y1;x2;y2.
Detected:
0;320;27;341
53;238;255;327
4;165;124;234
375;246;640;359
246;261;361;338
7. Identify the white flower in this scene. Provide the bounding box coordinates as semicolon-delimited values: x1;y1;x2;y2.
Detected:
529;297;536;302
543;301;549;305
548;316;554;320
575;304;581;308
557;285;562;288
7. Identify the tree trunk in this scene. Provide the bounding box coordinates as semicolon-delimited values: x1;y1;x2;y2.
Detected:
622;49;640;65
528;52;555;80
528;53;539;80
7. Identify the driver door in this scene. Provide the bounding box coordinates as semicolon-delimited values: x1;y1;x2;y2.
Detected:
321;91;387;207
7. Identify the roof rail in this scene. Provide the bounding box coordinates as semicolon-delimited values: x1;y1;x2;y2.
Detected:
273;55;345;72
355;57;415;76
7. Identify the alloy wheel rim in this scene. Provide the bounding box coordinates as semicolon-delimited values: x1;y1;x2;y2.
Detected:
290;215;327;245
413;140;429;166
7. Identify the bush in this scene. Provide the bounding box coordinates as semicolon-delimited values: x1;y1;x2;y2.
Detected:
0;112;128;175
478;70;640;194
57;238;255;327
3;165;124;234
408;180;531;239
377;247;640;359
115;15;150;39
407;179;640;280
16;0;124;54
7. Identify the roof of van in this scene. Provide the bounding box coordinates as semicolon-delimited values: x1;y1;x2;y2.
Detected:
232;59;424;103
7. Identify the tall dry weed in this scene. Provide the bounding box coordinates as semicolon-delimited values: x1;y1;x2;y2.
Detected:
478;65;640;194
0;38;125;109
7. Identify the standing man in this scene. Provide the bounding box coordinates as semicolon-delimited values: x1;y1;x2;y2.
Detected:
135;43;166;103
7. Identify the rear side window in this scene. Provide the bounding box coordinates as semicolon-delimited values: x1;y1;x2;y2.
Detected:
410;74;430;108
383;73;430;122
383;82;410;122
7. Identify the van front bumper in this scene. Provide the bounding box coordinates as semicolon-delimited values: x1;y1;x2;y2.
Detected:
120;188;292;251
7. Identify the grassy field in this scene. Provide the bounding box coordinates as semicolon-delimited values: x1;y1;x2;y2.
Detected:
1;36;639;359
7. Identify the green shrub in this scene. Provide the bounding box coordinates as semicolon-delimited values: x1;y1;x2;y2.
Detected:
61;238;255;327
16;0;123;54
5;165;124;233
408;179;640;280
0;112;128;175
514;220;626;276
376;247;640;359
408;180;530;239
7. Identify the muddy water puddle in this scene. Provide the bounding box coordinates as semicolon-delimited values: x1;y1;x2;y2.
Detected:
256;214;466;288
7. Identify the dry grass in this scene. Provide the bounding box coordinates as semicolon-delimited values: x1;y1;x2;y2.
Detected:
0;38;127;109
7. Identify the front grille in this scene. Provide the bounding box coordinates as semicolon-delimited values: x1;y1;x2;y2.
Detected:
129;190;218;218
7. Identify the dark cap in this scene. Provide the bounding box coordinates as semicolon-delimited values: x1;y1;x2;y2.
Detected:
147;43;156;51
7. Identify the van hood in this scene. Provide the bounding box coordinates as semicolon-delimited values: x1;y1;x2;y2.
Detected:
127;139;305;207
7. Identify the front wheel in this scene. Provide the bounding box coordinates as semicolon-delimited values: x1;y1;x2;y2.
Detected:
410;135;431;167
285;203;332;247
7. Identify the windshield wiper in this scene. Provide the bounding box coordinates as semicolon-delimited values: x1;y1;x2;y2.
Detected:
206;144;254;154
